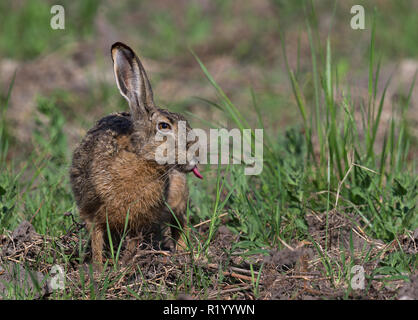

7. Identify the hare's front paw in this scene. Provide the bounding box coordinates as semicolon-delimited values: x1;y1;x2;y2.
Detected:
161;237;177;253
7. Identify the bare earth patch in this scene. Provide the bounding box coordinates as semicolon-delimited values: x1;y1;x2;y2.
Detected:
1;212;415;300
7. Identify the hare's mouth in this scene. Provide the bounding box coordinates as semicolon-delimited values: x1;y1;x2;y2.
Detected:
191;166;203;180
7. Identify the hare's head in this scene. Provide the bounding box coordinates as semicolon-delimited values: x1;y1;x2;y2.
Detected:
111;42;202;179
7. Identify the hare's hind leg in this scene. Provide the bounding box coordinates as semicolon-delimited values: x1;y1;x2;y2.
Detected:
165;170;188;250
86;219;104;270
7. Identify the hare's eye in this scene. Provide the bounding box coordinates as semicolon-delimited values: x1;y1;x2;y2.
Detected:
158;122;171;131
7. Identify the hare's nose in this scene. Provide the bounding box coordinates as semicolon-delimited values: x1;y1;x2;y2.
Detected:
189;157;198;167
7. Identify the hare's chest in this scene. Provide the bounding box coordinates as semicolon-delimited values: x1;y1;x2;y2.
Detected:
93;150;166;228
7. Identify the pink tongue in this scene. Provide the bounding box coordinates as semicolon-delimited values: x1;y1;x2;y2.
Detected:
192;166;203;180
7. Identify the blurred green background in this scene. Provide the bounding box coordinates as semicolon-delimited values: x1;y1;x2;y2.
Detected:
0;0;417;161
0;1;417;299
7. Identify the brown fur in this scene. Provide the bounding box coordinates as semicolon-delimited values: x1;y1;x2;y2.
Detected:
69;43;198;267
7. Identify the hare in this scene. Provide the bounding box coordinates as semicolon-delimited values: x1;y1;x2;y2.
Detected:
69;42;203;267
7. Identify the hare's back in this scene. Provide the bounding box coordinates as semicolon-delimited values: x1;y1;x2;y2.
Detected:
69;112;134;214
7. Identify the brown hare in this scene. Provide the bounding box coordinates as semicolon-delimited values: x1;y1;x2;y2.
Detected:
69;42;202;267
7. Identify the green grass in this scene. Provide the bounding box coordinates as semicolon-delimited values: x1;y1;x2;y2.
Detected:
0;93;74;236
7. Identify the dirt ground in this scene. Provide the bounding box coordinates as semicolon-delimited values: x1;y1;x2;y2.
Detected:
0;212;416;300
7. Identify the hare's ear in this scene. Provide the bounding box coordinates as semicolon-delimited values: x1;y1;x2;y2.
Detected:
111;42;156;120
